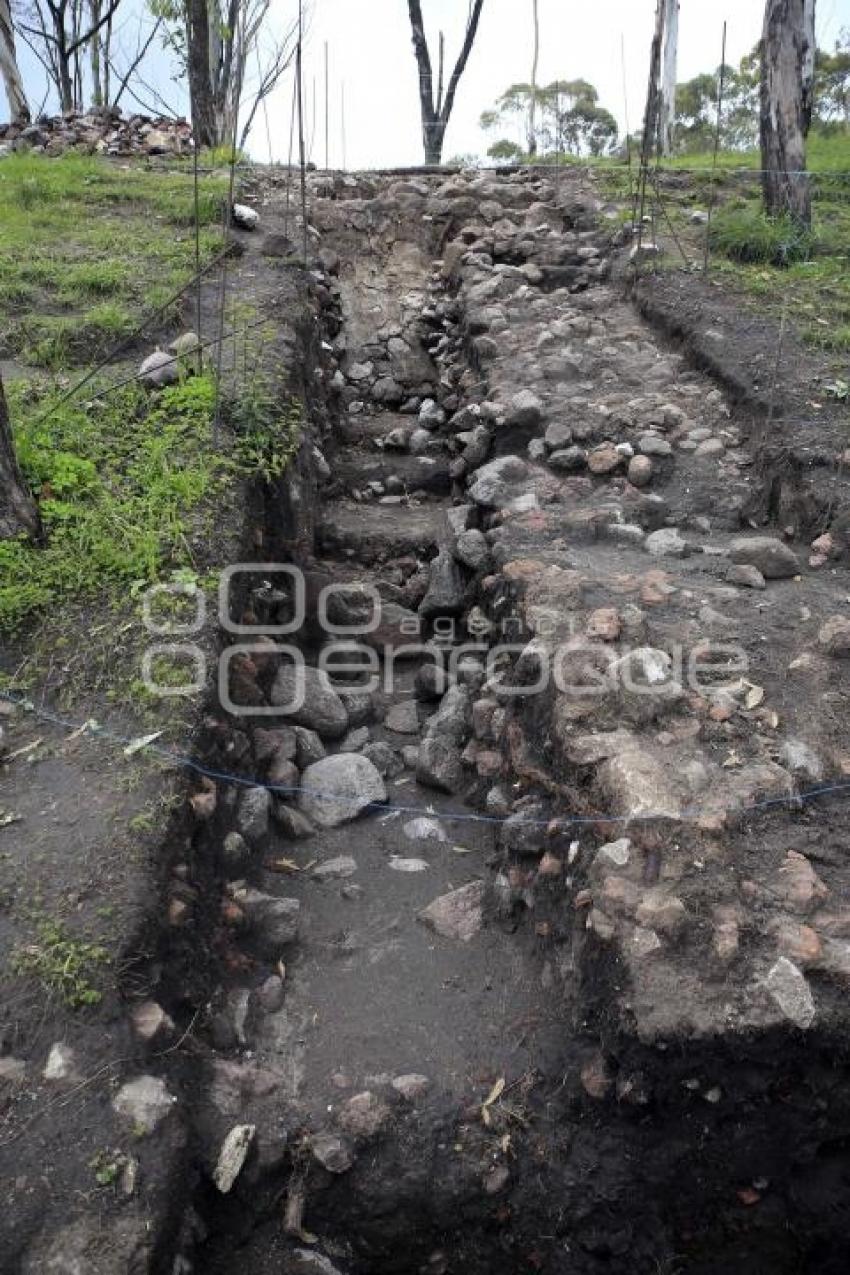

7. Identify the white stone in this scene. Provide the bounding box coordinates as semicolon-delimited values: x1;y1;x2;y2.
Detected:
232;203;259;229
214;1124;255;1193
43;1042;78;1081
595;838;631;870
764;957;816;1029
112;1074;177;1132
312;855;358;879
403;817;448;843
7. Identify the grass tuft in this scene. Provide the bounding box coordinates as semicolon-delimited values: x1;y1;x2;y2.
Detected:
708;208;815;266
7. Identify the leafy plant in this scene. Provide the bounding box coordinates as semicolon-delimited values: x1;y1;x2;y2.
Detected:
11;918;110;1008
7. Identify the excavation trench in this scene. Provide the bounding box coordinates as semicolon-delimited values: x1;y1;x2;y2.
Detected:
151;168;850;1275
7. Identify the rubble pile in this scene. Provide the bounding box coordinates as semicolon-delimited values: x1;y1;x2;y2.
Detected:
0;106;193;158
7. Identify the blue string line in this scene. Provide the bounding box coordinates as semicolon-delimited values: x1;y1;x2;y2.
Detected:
2;688;847;831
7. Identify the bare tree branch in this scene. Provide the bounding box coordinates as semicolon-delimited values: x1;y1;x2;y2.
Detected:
438;0;484;126
109;14;160;108
406;0;486;163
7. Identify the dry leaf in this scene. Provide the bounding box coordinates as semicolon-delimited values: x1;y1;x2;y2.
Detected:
264;857;302;874
482;1076;507;1126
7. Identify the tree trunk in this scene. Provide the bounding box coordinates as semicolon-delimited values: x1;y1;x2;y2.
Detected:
761;0;811;226
660;0;679;155
89;0;103;106
801;0;816;134
187;0;217;147
55;16;75;115
0;0;30;123
0;376;40;542
641;0;666;165
528;0;539;156
424;123;445;164
407;0;485;166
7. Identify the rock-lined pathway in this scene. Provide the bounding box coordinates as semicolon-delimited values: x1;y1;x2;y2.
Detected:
175;167;850;1272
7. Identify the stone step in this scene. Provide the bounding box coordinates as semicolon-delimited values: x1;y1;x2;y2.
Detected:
332;451;451;496
317;499;446;562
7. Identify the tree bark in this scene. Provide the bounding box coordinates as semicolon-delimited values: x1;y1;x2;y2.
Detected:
89;0;103;105
640;0;666;165
407;0;485;166
0;375;40;543
801;0;816;134
760;0;811;226
0;0;30;122
660;0;679;155
187;0;217;147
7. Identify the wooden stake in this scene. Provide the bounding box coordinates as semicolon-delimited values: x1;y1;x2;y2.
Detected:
324;40;329;170
704;21;728;272
296;0;308;263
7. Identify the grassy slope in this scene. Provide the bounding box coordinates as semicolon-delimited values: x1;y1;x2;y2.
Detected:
594;130;850;358
0;153;224;368
0;154;299;706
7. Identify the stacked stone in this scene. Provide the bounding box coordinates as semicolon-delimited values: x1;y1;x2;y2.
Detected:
0;108;193;158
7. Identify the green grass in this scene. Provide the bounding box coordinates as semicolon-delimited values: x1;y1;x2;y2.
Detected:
0;375;221;627
595;127;850;356
0;369;302;633
0;153;225;369
708;208;815;265
11;916;110;1008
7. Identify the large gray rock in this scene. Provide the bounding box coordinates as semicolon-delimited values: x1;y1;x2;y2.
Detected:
645;528;689;558
419;881;485;942
467;455;529;508
362;741;405;778
361;600;422;655
729;536;800;579
140;349;180;388
237;786;272;844
232;886;300;956
419;548;465;618
461;424;491;468
548;445;587;473
506;389;544;429
270;665;349;739
298;753;387;827
544;420;573;451
454;528;490;571
425;684;471;743
417;736;464;793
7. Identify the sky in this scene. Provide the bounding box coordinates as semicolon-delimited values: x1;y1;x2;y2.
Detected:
11;0;850;166
264;0;850;168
